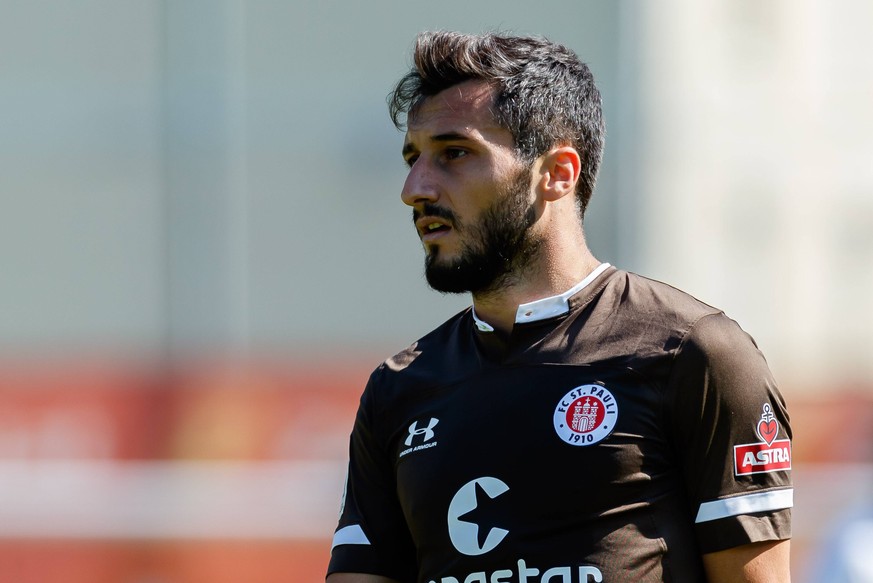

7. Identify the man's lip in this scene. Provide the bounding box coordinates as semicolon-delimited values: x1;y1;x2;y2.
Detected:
415;217;452;239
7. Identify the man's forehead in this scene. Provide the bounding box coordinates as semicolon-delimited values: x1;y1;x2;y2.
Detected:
407;80;498;132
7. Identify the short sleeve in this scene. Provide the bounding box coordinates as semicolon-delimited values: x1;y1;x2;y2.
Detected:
327;374;418;581
665;313;792;554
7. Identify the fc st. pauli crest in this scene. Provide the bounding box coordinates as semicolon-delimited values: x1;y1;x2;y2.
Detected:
553;384;618;446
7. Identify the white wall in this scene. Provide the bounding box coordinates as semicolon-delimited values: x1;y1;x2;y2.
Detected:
0;0;627;359
638;0;873;389
0;2;166;354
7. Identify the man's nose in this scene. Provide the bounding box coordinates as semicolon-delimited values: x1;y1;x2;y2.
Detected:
401;161;439;207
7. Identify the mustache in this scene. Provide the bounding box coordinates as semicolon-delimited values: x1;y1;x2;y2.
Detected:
413;203;457;226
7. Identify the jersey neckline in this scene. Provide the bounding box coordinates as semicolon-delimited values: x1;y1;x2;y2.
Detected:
472;263;613;332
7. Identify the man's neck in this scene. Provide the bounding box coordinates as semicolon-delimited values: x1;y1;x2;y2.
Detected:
471;247;601;335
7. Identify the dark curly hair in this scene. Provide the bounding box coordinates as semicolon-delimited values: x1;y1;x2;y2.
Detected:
389;31;605;217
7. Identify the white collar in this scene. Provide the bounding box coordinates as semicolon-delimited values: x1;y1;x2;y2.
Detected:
472;263;611;332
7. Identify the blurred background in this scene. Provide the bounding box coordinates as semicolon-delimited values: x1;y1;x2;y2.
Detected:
1;1;871;581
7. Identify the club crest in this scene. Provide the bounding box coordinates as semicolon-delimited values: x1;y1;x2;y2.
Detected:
553;384;618;446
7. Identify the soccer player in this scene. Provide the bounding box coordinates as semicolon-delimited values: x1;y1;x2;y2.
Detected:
327;31;792;583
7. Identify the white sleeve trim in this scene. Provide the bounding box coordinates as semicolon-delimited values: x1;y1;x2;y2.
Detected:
331;524;371;550
695;489;794;524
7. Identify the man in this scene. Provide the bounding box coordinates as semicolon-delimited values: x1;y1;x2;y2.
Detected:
327;31;792;583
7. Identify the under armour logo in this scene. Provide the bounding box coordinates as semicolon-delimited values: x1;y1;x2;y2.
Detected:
405;417;439;446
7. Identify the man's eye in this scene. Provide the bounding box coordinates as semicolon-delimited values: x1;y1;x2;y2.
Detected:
404;154;419;168
444;148;467;161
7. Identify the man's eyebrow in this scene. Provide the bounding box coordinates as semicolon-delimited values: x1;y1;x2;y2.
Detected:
429;132;473;143
402;132;475;158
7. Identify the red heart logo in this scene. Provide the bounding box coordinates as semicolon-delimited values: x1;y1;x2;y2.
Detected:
757;420;778;446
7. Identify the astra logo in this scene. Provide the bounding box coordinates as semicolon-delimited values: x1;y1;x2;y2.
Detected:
405;417;439;446
448;477;510;556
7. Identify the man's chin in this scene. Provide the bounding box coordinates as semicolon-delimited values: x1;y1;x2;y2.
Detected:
424;255;468;294
424;258;499;295
424;272;471;294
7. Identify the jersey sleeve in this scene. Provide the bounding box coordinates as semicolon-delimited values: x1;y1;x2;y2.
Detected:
665;312;792;554
327;371;417;581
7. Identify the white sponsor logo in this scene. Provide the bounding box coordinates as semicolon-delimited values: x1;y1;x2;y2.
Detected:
428;559;603;583
553;385;618;446
448;477;510;556
405;417;439;446
441;480;603;583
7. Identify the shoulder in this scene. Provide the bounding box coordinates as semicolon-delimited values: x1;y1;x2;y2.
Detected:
609;271;769;379
672;310;772;392
579;269;726;361
607;269;722;323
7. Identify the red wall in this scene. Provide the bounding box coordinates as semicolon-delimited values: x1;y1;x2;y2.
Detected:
0;359;870;581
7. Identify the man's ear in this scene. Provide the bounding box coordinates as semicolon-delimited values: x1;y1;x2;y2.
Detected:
537;146;581;202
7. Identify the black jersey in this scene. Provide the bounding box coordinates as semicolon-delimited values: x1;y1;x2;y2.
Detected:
328;266;792;583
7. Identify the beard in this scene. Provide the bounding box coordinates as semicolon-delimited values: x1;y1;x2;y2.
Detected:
418;169;541;295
